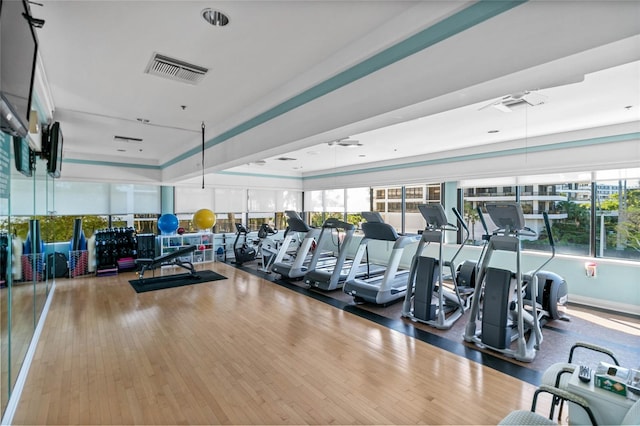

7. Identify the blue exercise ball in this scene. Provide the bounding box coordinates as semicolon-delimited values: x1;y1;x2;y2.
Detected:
158;214;179;235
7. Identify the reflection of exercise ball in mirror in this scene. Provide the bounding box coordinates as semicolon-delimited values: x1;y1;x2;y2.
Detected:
158;214;179;235
193;209;216;231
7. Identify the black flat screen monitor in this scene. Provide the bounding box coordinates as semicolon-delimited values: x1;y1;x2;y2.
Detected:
46;121;63;178
0;0;39;138
13;135;33;177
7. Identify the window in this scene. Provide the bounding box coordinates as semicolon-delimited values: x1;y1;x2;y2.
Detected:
134;214;158;234
463;186;516;245
427;185;441;201
387;188;402;199
248;213;275;231
388;202;402;213
215;213;241;233
595;178;640;260
405;202;421;213
405;187;423;199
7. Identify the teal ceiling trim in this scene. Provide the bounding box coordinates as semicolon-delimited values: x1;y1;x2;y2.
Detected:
217;170;302;181
161;0;527;170
303;132;640;181
64;158;160;170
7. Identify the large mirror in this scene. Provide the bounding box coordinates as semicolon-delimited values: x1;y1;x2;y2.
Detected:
1;128;55;416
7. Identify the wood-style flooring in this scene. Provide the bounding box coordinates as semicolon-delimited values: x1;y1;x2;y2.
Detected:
13;262;539;425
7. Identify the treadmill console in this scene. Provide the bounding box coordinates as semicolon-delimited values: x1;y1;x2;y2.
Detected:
361;211;384;223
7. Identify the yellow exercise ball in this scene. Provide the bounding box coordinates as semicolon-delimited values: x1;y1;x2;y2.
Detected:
192;208;216;231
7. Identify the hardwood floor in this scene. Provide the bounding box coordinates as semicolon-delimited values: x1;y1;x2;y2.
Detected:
12;262;538;424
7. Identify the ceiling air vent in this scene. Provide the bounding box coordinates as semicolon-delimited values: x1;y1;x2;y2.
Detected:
328;138;362;147
114;135;143;143
480;91;547;113
144;53;208;85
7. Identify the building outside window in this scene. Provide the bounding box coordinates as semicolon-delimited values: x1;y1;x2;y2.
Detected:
372;184;440;232
595;178;640;260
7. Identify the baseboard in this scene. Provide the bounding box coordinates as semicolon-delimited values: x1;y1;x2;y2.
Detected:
1;282;56;425
569;294;640;317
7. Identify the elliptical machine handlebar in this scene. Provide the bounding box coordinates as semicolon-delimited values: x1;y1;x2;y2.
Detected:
531;211;556;276
476;206;491;241
449;207;468;265
544;211;556;253
451;207;469;235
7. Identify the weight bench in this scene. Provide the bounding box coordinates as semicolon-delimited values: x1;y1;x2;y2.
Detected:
135;245;198;281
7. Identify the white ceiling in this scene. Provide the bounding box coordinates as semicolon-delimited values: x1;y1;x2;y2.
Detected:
31;1;640;185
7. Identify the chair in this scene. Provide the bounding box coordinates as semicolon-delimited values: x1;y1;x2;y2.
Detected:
499;384;640;425
499;384;598;425
541;341;619;421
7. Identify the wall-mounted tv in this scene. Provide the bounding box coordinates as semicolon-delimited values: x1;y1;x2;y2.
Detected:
46;121;63;178
13;135;33;177
0;0;39;139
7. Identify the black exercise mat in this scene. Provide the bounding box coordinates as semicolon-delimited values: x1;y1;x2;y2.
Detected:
129;270;227;293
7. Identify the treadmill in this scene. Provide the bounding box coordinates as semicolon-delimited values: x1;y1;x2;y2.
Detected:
270;211;335;279
342;212;420;305
303;218;385;291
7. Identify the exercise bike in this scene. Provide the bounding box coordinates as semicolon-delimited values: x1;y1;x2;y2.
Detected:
233;223;257;265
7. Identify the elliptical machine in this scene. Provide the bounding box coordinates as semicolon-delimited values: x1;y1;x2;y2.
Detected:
233;223;257;265
463;202;564;362
401;204;467;330
256;223;279;272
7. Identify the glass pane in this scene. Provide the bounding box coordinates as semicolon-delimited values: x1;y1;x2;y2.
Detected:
248;189;276;212
304;190;323;212
248;212;275;231
308;212;324;227
520;182;590;256
276;190;301;211
110;184;160;214
215;189;245;213
595;179;640;260
175;186;214;214
324;189;344;213
215;213;241;233
463;186;517;245
1;133;10;414
372;186;401;230
346;187;370;212
52;181;110;215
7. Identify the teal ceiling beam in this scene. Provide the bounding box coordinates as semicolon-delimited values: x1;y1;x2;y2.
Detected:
162;0;527;170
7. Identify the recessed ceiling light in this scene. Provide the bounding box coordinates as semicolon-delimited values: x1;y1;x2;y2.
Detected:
624;105;633;110
488;129;500;133
358;154;366;158
117;149;126;152
276;157;296;161
202;8;229;26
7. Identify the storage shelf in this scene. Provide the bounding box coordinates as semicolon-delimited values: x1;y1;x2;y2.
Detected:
158;232;214;264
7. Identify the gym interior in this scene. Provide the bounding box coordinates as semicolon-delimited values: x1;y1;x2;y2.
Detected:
1;1;640;424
